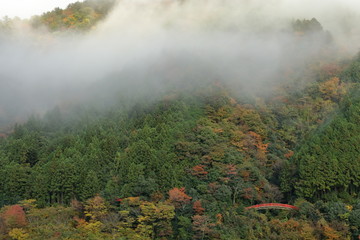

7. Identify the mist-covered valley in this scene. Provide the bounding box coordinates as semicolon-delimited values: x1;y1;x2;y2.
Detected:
1;1;360;239
1;0;359;128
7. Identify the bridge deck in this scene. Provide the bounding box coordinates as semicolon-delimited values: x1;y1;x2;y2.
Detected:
245;203;299;210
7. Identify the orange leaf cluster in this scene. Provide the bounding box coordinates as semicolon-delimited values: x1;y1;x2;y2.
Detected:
168;187;192;208
193;200;205;215
191;165;208;178
216;213;223;225
284;150;294;159
248;131;268;152
226;164;237;175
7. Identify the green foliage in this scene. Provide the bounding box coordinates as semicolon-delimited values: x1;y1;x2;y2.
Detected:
292;91;360;200
341;53;360;82
25;206;78;240
349;209;360;237
292;18;323;33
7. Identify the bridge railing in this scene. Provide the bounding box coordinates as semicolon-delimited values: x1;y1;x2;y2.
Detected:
245;203;299;210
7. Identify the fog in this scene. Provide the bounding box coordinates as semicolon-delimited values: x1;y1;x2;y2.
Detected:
1;0;360;128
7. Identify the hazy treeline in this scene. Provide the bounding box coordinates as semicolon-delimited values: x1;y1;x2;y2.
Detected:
0;0;359;128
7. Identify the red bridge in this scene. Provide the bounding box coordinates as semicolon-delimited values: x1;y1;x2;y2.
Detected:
245;203;299;211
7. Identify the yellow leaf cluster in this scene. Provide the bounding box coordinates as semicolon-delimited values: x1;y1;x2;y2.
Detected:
8;228;29;240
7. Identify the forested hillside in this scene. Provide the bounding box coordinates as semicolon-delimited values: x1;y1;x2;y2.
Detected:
31;0;115;31
1;1;360;239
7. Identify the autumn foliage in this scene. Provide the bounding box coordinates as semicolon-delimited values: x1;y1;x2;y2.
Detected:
1;205;27;229
168;187;192;208
191;165;208;178
193;200;205;215
192;215;216;239
84;195;108;221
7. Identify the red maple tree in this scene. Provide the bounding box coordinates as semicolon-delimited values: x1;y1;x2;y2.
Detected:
168;187;192;208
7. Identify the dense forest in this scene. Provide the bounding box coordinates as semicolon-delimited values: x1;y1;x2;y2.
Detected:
1;1;360;239
31;0;115;31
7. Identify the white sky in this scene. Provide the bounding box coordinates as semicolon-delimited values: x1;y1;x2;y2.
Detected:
0;0;80;19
